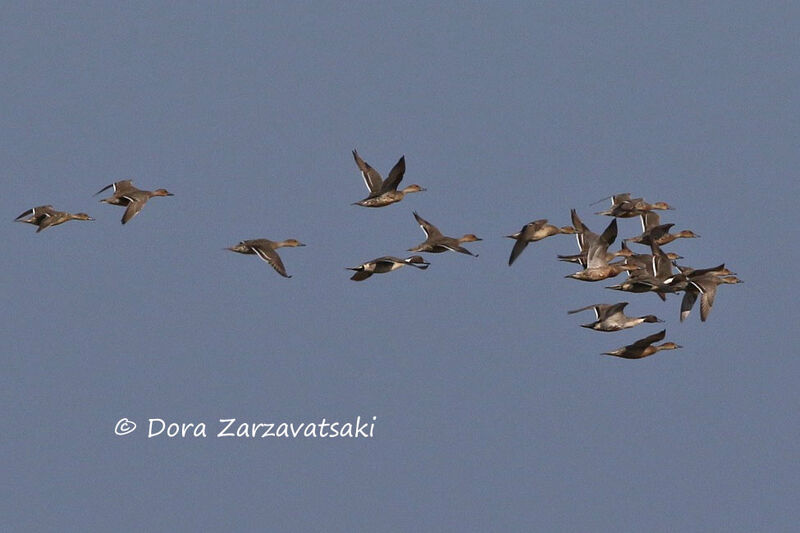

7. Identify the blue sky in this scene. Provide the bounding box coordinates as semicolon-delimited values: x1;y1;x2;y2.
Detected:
3;2;799;530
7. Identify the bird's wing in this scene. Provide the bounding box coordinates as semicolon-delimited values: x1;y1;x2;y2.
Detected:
680;288;699;322
599;218;618;247
121;195;148;224
628;329;666;350
508;239;529;266
605;302;629;318
16;205;54;220
252;245;290;278
95;179;135;196
568;304;604;319
440;241;477;256
611;193;632;205
649;243;673;279
379;155;406;193
571;210;594;252
352;150;383;193
699;283;718;322
349;270;372;281
648;223;674;240
413;212;442;239
640;211;661;231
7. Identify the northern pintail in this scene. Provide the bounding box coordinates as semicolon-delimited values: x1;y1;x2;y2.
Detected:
408;212;481;256
566;260;636;281
566;215;636;281
568;302;662;332
602;330;682;359
347;255;430;281
506;219;577;266
679;273;742;322
626;212;699;246
226;238;306;278
593;193;674;218
15;205;94;232
568;209;619;257
660;263;733;293
351;150;425;207
95;180;174;224
607;276;664;296
607;242;678;300
674;263;736;277
569;208;595;255
557;240;664;266
621;241;683;264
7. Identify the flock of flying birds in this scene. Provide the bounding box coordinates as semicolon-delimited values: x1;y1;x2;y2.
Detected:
543;200;741;359
15;150;741;359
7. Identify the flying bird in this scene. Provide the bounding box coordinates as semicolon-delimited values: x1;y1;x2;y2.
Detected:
347;255;430;281
226;238;306;278
408;212;481;256
505;219;577;266
351;150;425;207
95;180;173;224
568;302;662;332
15;205;94;232
602;330;682;359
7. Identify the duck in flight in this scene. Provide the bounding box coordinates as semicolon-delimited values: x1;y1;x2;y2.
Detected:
505;219;577;266
347;255;430;281
602;330;682;359
408;212;481;256
226;238;306;278
568;302;662;332
95;180;173;224
593;192;674;218
15;205;94;232
679;272;743;322
626;212;699;247
351;150;425;207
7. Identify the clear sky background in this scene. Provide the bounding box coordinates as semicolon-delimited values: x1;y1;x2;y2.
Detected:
2;2;799;531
